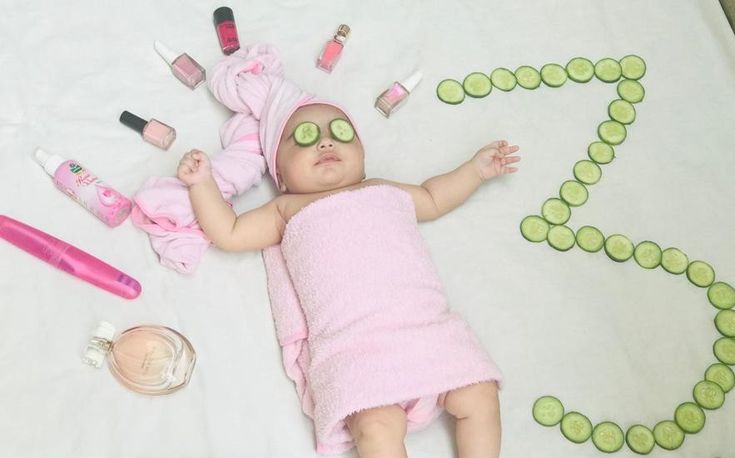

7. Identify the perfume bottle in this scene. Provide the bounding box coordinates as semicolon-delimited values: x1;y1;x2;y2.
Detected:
375;70;423;118
82;321;196;395
153;40;206;89
119;110;176;150
316;24;350;73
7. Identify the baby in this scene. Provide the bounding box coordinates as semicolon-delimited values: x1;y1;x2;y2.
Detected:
177;100;519;458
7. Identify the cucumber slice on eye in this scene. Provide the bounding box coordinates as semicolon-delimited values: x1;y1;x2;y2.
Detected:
573;160;602;185
661;248;689;274
687;261;715;288
608;99;636;125
329;118;354;143
626;424;655;455
463;72;492;98
588;142;615;164
437;79;465;105
541;198;571;225
559;180;588;207
547;225;576;252
620;55;646;80
708;282;735;309
693;380;726;409
594;58;622;83
293;121;320;147
618;79;645;103
705;362;735;392
490;68;517;91
591;422;624;453
566;57;595;83
674;402;705;434
532;396;564;426
652;420;684;450
576;226;605;253
714;337;735;365
515;66;542;89
560;411;592;443
520;215;550;243
540;63;568;87
604;234;634;262
598;120;627;145
634;241;662;269
715;309;735;337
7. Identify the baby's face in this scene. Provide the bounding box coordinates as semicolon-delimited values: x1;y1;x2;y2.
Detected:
276;104;365;194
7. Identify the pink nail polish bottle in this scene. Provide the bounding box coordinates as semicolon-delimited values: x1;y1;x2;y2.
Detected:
375;70;424;118
316;24;350;73
213;6;240;55
153;41;206;89
119;111;176;150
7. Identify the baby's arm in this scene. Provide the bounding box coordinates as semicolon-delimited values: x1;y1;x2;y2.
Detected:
178;150;285;251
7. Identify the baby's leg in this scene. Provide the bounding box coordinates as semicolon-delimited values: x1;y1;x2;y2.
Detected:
346;404;408;458
442;381;501;458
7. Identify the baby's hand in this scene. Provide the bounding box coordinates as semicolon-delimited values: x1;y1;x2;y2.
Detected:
177;150;213;187
471;140;520;180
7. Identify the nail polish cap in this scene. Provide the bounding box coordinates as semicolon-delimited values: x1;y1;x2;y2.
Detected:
334;24;350;42
120;111;148;134
154;40;181;66
33;147;65;176
400;70;423;93
213;6;234;24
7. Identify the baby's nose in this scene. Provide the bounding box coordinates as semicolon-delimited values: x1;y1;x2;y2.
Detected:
318;138;335;150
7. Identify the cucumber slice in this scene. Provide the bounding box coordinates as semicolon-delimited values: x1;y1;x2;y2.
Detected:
559;180;588;207
708;282;735;309
532;396;564;426
463;72;492;98
687;261;715;288
674;402;705;434
661;248;689;274
540;63;567;87
520;215;550;243
515;66;541;89
715;309;735;337
329;118;354;143
490;68;517;91
547;225;576;252
714;337;735;365
588;142;615;164
605;234;634;262
576;226;605;253
625;424;655;455
598;120;627;145
608;99;636;125
566;57;595;83
592;422;624;453
693;380;726;409
652;420;684;450
541;198;571;225
620;55;646;80
594;58;622;83
618;79;645;104
634;241;662;269
560;411;592;443
293;121;320;147
437;79;465;105
573;160;602;185
705;362;735;393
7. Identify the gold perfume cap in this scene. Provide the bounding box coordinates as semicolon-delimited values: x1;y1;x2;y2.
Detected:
335;24;350;41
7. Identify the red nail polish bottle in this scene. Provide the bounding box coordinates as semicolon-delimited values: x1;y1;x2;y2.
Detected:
213;6;240;55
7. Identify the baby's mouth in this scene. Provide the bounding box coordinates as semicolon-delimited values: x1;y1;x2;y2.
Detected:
315;153;340;165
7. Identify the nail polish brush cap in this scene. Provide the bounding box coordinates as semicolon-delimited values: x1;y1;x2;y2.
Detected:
153;40;180;66
119;111;147;134
401;70;423;93
33;147;64;176
213;6;234;24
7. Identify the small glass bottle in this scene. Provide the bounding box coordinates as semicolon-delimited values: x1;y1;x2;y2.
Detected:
213;6;240;55
82;321;196;395
375;70;424;118
316;24;350;73
153;40;206;89
119;111;176;150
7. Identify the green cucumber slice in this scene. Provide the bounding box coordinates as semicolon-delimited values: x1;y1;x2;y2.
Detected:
566;57;595;83
693;380;726;409
588;142;615;164
705;362;735;393
541;198;571;225
605;234;634;262
592;422;624;453
594;58;622;83
329;118;354;143
626;424;655;455
598;120;627;145
490;68;517;91
715;309;735;337
520;215;550;243
634;241;662;269
620;55;646;80
515;66;542;89
540;63;567;87
463;72;492;98
547;225;576;252
559;180;588;207
560;412;592;443
437;79;465;105
608;99;636;125
661;248;689;274
576;226;605;253
293;121;320;147
573;160;602;185
687;261;715;288
532;396;564;426
618;79;645;103
674;402;705;434
714;337;735;365
652;420;684;450
708;282;735;309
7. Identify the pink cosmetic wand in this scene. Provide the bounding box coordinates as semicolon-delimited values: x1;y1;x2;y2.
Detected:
0;215;141;299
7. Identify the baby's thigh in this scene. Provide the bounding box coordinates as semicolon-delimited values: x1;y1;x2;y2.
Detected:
346;405;408;440
441;381;499;419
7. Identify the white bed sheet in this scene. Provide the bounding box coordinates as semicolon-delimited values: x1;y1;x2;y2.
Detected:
1;0;734;457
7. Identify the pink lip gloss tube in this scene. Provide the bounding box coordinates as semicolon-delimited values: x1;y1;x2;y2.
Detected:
0;215;142;299
119;111;176;150
213;6;240;55
316;24;350;73
153;40;206;89
375;70;424;118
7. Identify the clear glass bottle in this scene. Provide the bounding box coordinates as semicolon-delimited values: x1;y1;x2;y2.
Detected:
316;24;350;73
82;321;196;395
